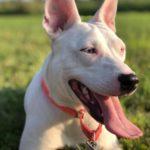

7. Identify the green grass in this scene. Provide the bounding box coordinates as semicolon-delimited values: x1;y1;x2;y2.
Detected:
0;13;150;150
1;0;150;15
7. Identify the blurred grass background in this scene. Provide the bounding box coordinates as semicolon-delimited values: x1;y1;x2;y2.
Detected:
0;0;150;15
0;0;150;150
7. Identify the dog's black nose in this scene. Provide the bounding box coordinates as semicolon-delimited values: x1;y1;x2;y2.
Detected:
118;74;139;94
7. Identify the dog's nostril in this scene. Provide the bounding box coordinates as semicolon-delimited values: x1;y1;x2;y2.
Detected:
118;74;139;94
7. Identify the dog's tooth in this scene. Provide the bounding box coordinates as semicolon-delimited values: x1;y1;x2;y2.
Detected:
82;87;88;94
82;87;91;100
85;94;90;100
90;100;95;104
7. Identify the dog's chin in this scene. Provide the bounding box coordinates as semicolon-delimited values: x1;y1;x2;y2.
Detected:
119;86;137;97
68;79;143;139
120;89;137;97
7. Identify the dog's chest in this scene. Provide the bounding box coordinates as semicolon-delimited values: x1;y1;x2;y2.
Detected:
40;117;99;149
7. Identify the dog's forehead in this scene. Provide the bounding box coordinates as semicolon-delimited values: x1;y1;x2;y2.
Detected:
94;22;124;44
56;22;106;49
55;22;125;55
62;22;104;40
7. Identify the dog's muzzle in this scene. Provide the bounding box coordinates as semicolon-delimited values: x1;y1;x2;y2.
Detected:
68;78;143;139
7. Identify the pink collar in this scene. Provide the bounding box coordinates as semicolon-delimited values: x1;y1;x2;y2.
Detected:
41;78;102;142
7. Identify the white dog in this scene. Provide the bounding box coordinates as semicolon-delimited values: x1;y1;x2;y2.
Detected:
19;0;143;149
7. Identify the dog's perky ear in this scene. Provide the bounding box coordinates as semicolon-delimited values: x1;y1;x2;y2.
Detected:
43;0;81;37
91;0;118;32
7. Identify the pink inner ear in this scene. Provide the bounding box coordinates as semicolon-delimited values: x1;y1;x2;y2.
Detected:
44;0;80;34
101;0;117;31
91;0;118;32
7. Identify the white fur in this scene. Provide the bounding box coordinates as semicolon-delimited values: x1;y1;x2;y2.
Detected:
19;54;121;150
19;0;135;149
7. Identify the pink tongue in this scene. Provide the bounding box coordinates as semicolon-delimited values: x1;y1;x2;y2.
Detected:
98;96;143;139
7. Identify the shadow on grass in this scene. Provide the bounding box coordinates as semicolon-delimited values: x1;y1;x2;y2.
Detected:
0;88;25;150
0;88;84;150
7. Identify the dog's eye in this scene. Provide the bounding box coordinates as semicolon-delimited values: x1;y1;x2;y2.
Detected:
80;48;97;54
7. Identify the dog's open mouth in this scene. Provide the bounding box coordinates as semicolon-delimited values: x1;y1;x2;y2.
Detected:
69;79;143;139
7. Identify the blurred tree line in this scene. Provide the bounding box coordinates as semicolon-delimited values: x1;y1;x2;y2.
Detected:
0;0;150;15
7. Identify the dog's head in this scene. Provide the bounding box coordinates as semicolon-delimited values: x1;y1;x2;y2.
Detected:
43;0;143;139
